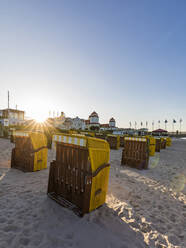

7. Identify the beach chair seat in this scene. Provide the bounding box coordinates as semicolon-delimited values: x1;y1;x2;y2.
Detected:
95;133;106;140
120;136;125;147
161;138;167;149
166;137;172;146
146;136;156;156
155;138;161;152
48;134;110;216
106;135;120;149
11;131;48;172
121;137;149;169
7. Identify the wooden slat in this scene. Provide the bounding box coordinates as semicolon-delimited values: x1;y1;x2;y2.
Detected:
121;139;149;170
48;142;91;215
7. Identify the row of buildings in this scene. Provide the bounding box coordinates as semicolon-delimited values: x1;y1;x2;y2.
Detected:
0;108;150;135
0;108;117;131
48;111;117;131
0;108;151;136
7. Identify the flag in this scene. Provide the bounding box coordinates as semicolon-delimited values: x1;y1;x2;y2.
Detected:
165;119;168;123
180;118;183;123
134;121;137;129
158;120;160;123
129;122;132;128
173;119;176;123
141;122;143;127
146;121;148;127
152;121;154;131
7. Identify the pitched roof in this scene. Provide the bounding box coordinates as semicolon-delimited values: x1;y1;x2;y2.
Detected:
100;124;109;127
109;117;115;122
89;111;98;118
0;108;24;113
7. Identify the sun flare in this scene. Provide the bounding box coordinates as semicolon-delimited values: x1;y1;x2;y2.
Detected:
34;116;47;123
32;113;48;123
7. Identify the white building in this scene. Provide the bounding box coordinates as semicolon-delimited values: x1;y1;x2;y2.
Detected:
71;117;85;130
0;108;25;126
100;124;110;131
113;128;136;135
89;111;99;125
53;112;66;129
109;117;116;128
137;128;148;136
0;119;9;127
50;113;85;130
85;111;100;130
100;117;117;131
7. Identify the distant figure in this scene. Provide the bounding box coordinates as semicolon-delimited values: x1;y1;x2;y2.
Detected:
176;130;179;135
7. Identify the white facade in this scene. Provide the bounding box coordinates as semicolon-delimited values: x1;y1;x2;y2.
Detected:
8;111;24;121
87;112;100;130
137;128;148;136
53;116;85;130
109;118;116;128
99;118;117;131
113;129;135;135
100;126;109;131
53;115;66;129
113;130;126;135
71;117;85;130
90;116;99;124
8;118;24;126
0;119;9;127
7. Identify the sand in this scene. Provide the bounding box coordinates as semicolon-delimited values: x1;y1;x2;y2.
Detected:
0;138;185;248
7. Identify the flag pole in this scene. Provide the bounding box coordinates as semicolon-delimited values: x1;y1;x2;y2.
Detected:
172;120;174;133
152;121;154;131
180;118;182;134
8;90;10;109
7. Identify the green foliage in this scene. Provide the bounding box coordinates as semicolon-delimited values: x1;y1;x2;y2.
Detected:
89;126;100;131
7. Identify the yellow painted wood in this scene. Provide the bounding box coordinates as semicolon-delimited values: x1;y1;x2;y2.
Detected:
52;133;110;212
107;135;120;149
146;136;156;156
13;131;48;171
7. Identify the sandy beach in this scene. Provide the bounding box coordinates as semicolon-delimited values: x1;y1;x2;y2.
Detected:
0;138;185;248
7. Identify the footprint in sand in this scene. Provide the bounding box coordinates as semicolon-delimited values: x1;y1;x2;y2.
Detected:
23;221;30;226
169;214;177;222
7;219;14;224
22;228;31;237
0;242;8;248
0;217;7;223
32;213;38;218
168;235;180;246
3;225;19;232
65;232;74;239
31;233;44;246
19;237;30;246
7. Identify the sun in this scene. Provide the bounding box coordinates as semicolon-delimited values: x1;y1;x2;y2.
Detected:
34;115;47;123
33;113;48;123
28;99;50;124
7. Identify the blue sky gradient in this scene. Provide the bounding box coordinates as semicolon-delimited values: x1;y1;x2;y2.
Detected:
0;0;185;130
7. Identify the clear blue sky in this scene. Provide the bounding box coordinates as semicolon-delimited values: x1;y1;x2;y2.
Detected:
0;0;185;130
